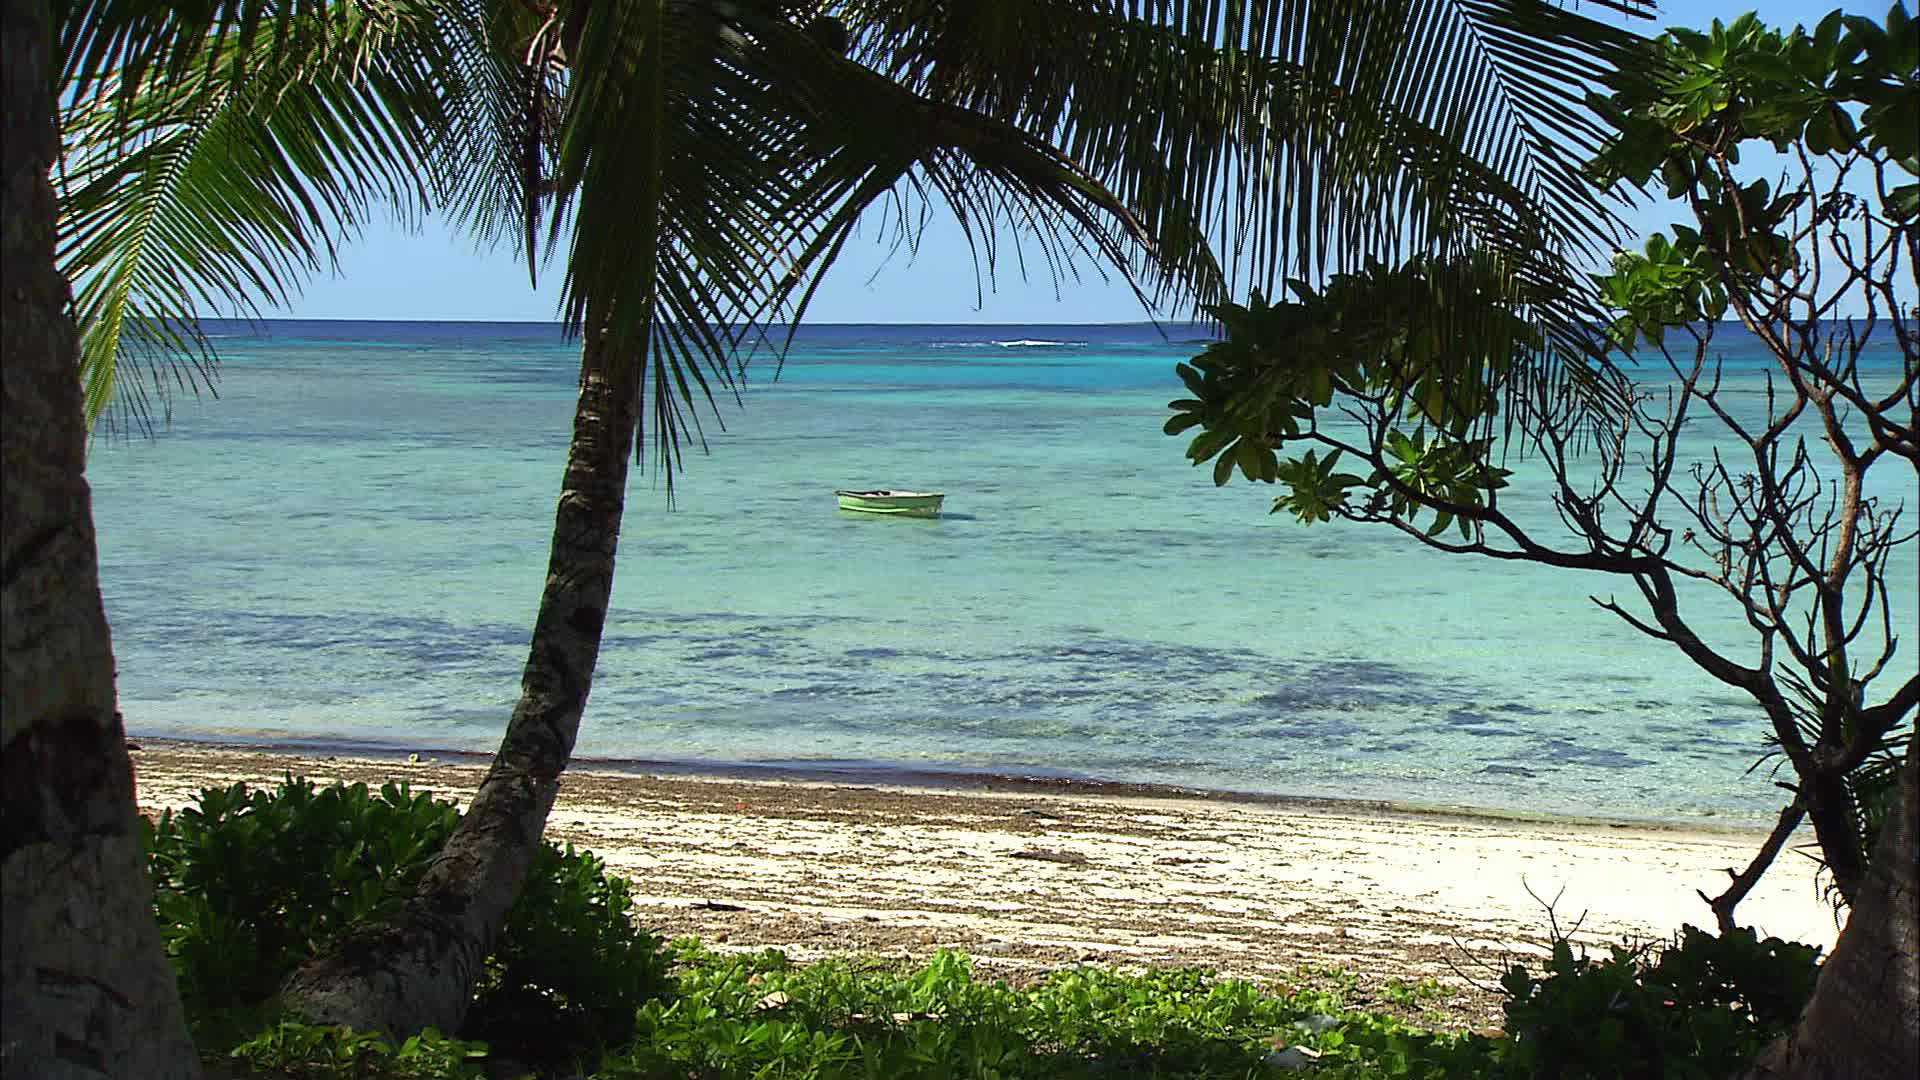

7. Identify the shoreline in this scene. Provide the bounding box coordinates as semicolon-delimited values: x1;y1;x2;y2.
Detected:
128;731;1782;835
130;738;1839;1029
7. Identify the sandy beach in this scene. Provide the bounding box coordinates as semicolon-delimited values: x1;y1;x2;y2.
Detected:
130;739;1840;1027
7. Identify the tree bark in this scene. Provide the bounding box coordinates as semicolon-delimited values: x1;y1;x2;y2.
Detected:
1744;730;1919;1080
1;1;201;1075
1701;797;1805;934
1803;763;1869;905
281;321;638;1037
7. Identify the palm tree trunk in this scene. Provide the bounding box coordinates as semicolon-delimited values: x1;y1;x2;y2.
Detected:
1743;731;1919;1079
1;1;200;1074
282;320;638;1037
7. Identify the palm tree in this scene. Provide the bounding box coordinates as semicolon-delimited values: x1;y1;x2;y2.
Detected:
0;1;197;1074
43;0;1654;1047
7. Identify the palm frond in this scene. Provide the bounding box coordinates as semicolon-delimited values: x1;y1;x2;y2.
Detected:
57;0;1657;454
417;0;566;283
841;0;1655;418
1847;722;1913;867
58;1;455;431
543;0;1168;481
55;1;412;102
847;0;1649;279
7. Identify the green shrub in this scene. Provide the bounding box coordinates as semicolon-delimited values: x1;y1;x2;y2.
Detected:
1647;925;1821;1032
144;779;669;1058
229;1021;490;1080
467;840;672;1062
598;944;1496;1079
1497;925;1822;1079
146;780;459;1010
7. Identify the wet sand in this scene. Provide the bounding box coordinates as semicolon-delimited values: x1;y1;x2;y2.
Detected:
131;738;1838;1028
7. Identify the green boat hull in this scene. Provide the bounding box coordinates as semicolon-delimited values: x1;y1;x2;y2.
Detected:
835;490;945;517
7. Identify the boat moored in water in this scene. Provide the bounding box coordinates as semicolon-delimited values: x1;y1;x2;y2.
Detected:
835;489;945;517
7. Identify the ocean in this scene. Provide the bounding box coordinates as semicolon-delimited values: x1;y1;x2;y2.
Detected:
87;320;1916;823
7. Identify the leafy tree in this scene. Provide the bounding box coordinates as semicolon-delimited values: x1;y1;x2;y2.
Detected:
1172;2;1915;923
1170;6;1917;1076
42;0;1651;1047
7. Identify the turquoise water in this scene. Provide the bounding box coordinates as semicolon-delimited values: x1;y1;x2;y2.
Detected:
88;321;1916;823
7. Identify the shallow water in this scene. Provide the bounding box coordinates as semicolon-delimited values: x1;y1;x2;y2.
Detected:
89;321;1916;823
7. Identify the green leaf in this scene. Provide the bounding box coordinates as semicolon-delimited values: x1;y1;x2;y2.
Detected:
1235;438;1265;483
1176;363;1209;399
1387;429;1420;464
1887;182;1920;220
1212;450;1237;487
1187;427;1232;464
1163;413;1203;436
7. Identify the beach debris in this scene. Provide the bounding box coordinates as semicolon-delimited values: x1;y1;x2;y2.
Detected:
754;991;790;1011
125;741;142;752
1265;1028;1334;1070
1008;847;1089;865
692;899;746;911
407;752;420;765
1263;1044;1323;1070
847;1010;941;1025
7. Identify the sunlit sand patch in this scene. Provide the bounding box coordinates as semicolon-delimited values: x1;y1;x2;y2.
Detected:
132;738;1838;1029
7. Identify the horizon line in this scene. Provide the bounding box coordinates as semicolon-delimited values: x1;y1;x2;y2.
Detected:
200;315;1196;327
199;314;1781;327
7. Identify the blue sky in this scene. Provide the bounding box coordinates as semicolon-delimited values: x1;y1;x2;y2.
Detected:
281;0;1859;323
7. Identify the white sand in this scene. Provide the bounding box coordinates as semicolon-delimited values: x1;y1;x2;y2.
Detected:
133;740;1839;1025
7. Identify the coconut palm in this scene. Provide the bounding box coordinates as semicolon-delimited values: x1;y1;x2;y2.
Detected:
33;0;1665;1053
3;4;198;1075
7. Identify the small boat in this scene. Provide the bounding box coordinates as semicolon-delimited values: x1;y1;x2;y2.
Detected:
835;489;945;517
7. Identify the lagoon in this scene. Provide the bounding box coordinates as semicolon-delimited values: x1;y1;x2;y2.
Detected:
88;320;1917;823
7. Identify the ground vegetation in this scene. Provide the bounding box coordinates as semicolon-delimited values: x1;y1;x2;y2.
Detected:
157;778;1821;1080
